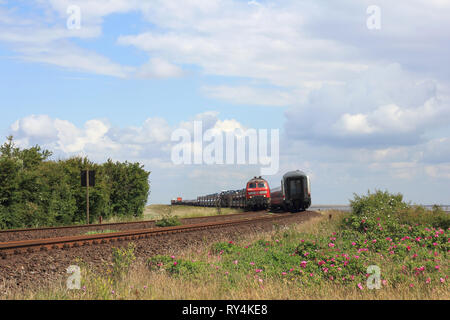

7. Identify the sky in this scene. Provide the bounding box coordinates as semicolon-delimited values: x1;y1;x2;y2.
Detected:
0;0;449;205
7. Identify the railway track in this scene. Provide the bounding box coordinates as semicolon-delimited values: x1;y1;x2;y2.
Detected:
0;212;307;259
0;210;268;242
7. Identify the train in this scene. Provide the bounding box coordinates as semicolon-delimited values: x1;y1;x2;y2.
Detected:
172;170;311;212
270;170;311;212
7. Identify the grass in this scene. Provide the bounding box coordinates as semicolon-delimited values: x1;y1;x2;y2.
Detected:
3;205;448;300
83;229;118;236
101;205;244;224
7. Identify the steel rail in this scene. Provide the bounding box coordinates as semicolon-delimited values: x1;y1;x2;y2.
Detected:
0;213;294;258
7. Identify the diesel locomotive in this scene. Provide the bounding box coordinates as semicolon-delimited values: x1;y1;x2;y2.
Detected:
175;176;271;211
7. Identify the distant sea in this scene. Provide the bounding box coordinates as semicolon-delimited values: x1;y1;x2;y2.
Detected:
311;204;450;212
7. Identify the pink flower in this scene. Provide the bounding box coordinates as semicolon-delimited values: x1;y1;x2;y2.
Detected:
409;284;414;288
440;278;445;283
258;278;263;283
233;260;238;265
309;273;314;277
289;268;294;272
382;280;387;286
173;261;178;266
250;262;255;266
328;243;335;248
354;255;360;259
255;269;263;273
435;265;440;271
426;278;431;284
282;272;287;276
372;239;377;243
322;268;329;273
300;261;307;268
412;253;418;259
304;252;309;257
351;242;357;246
171;255;175;259
225;271;229;275
357;283;364;290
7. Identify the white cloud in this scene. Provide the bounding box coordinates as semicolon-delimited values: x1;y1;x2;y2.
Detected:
135;58;183;79
202;85;295;107
285;64;450;148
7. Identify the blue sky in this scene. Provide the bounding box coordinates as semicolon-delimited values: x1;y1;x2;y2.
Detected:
1;0;449;205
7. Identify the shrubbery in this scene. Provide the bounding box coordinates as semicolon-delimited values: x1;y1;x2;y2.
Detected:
144;190;449;290
0;136;151;229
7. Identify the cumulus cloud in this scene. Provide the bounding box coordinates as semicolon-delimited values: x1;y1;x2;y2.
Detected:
285;64;450;148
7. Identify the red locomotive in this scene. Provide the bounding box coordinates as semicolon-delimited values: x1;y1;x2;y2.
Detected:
245;176;271;210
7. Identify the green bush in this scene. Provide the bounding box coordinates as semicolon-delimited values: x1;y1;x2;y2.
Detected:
155;215;181;227
0;136;151;229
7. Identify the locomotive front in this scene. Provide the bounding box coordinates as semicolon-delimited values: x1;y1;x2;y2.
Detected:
246;176;271;210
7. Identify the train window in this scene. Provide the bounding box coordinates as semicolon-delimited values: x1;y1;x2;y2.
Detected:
289;179;303;196
258;183;265;188
248;183;257;189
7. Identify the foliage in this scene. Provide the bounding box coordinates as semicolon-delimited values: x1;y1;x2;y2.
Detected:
143;190;449;292
155;214;181;227
112;243;136;279
0;136;151;229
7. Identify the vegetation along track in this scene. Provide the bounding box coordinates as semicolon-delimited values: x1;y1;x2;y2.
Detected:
0;211;316;259
0;210;268;242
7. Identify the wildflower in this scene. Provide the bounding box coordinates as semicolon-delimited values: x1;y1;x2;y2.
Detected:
357;283;364;290
354;255;360;259
111;290;115;295
233;260;238;265
258;278;263;283
304;252;309;257
318;260;325;266
225;272;229;276
440;278;445;283
143;286;148;289
372;239;377;244
322;268;329;273
255;269;263;273
435;265;440;271
328;243;335;248
407;246;411;251
412;253;418;259
171;255;175;259
289;268;294;272
229;241;234;244
282;272;287;276
250;262;255;266
309;273;314;277
300;261;307;268
351;242;357;246
426;278;431;284
382;280;387;286
174;261;178;266
409;284;414;288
